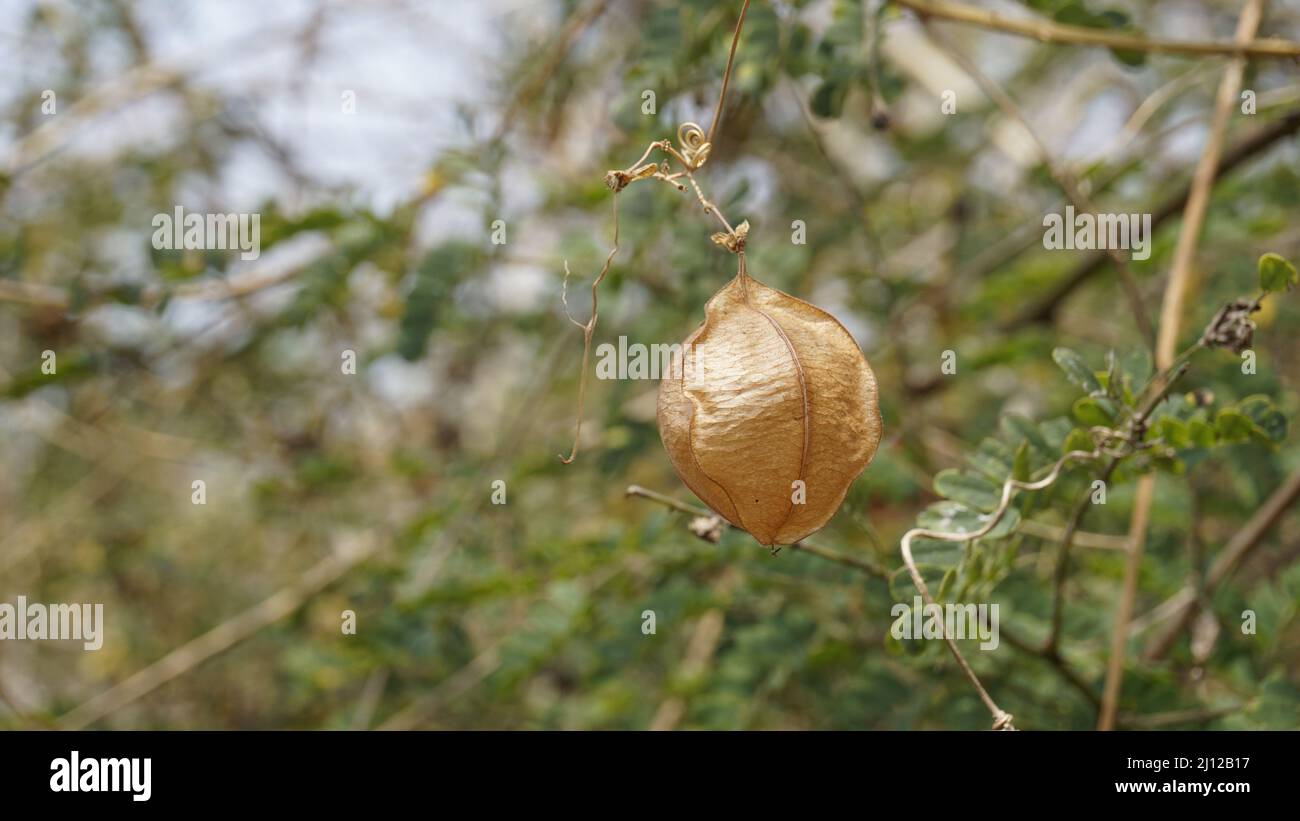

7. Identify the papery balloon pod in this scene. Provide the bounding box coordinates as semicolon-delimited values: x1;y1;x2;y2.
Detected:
657;257;883;546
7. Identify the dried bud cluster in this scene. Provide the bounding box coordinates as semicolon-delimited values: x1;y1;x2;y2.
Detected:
1200;297;1260;354
657;260;883;546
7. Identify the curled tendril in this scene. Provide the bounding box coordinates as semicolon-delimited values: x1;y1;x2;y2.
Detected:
563;2;751;465
570;126;732;464
676;122;711;169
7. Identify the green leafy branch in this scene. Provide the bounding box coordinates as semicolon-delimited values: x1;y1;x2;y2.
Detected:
897;251;1297;729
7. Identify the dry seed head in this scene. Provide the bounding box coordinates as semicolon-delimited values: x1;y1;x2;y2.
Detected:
657;257;883;546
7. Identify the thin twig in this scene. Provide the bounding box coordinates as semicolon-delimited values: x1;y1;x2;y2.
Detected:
898;442;1127;731
57;537;380;730
1017;519;1128;551
1043;359;1190;653
1004;109;1300;330
920;20;1156;352
0;253;314;313
559;196;621;463
625;485;889;578
1044;458;1119;654
560;3;752;463
999;625;1099;711
896;345;1194;730
1119;702;1245;729
1098;470;1155;731
1141;467;1300;659
489;0;612;145
649;568;741;730
707;0;751;147
1098;0;1267;733
782;76;884;268
350;669;389;731
893;0;1300;59
379;640;508;731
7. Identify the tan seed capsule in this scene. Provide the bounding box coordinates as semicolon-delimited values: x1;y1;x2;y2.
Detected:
657;257;883;546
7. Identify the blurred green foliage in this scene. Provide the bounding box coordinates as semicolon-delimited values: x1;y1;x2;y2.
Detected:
2;0;1299;730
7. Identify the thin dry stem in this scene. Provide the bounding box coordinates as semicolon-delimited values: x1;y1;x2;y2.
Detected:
920;20;1156;352
708;0;751;146
1043;457;1119;655
1099;0;1266;732
57;537;379;730
1017;520;1129;551
625;485;889;578
896;371;1191;731
560;2;751;464
1044;358;1192;655
1138;467;1300;658
893;0;1300;59
898;442;1124;731
559;195;621;464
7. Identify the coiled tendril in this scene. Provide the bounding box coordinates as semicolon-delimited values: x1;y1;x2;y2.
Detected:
676;122;711;170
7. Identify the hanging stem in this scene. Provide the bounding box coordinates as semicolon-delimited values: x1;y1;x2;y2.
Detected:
1098;0;1267;732
560;2;751;464
708;0;750;147
559;195;621;463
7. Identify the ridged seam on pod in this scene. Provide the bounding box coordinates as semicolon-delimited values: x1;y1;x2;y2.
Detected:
657;255;883;546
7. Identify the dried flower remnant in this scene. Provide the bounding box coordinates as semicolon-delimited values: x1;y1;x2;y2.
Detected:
688;514;726;544
1199;297;1260;353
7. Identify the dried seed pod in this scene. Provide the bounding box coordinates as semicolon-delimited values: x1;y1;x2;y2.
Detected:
657;257;883;546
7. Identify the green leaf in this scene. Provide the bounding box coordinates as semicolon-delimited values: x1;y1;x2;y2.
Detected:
1039;417;1073;451
1215;408;1253;443
1238;395;1289;443
1011;440;1032;483
1062;427;1094;455
1052;347;1102;395
889;563;950;602
967;438;1013;482
1120;347;1152;393
1109;48;1147;67
985;506;1021;540
1103;350;1122;401
1153;416;1191;449
936;567;957;602
1187;415;1217;448
1259;253;1298;293
1003;414;1053;458
908;536;964;567
1072;396;1114;427
918;501;1020;540
933;469;1001;512
918;501;984;535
